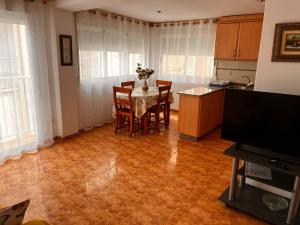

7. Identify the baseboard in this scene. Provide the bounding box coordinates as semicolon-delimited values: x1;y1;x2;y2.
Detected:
54;132;80;142
179;133;199;141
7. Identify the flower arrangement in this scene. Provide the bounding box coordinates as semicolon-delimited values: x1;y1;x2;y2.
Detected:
136;63;154;92
136;63;154;80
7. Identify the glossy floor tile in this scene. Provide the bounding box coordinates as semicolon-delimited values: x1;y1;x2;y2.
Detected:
0;113;267;225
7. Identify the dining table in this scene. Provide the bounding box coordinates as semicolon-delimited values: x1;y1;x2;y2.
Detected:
116;86;174;119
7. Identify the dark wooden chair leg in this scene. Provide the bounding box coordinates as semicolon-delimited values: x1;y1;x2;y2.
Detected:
115;115;119;134
155;110;160;132
164;106;168;128
129;115;133;137
168;105;170;126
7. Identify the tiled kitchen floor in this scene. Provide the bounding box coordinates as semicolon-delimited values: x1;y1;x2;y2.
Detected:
0;113;266;225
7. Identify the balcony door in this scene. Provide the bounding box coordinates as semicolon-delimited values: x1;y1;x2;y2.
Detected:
0;22;37;157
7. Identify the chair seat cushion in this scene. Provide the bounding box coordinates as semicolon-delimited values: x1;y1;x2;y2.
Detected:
119;108;131;112
148;104;166;112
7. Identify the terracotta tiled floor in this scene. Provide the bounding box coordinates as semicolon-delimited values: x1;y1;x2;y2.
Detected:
0;113;267;225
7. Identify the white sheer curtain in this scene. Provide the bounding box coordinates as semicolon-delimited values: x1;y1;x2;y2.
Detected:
150;20;216;84
0;2;53;164
76;11;149;130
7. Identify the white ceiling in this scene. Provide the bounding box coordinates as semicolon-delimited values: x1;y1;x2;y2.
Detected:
56;0;265;22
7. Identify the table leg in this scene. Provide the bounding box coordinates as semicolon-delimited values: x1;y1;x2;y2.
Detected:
287;176;300;224
229;157;240;201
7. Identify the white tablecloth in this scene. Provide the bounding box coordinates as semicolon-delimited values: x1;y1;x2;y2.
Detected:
116;87;174;118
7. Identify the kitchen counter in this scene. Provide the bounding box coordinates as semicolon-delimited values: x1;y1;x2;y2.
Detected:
178;86;225;141
178;86;224;97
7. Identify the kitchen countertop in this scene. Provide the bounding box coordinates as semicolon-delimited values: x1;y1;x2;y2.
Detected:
177;86;224;97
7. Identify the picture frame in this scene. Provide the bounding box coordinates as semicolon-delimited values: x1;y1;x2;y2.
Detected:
272;23;300;62
59;35;73;66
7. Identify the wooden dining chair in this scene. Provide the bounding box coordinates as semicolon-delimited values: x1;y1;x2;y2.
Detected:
121;81;135;89
113;86;138;137
156;80;172;87
155;80;172;127
148;85;171;132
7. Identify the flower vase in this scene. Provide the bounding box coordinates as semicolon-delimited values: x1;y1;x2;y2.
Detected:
142;79;149;92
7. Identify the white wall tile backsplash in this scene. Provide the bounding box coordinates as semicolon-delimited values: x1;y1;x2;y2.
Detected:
216;60;257;84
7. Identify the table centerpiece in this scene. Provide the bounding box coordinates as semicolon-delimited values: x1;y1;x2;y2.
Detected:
136;63;154;92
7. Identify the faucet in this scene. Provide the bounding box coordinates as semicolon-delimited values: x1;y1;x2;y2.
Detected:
241;75;255;88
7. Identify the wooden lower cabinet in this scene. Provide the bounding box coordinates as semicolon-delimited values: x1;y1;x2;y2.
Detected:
178;90;224;140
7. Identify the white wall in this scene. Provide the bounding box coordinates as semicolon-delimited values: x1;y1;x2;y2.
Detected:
46;3;79;138
255;0;300;95
53;8;79;137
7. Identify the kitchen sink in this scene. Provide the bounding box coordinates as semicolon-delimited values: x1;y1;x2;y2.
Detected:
228;85;253;90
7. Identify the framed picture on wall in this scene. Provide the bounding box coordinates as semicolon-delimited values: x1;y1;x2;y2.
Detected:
59;35;73;66
272;22;300;62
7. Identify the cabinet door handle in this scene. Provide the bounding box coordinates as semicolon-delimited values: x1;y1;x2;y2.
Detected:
233;49;236;58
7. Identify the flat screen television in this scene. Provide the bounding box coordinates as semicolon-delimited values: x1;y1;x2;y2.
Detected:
221;88;300;164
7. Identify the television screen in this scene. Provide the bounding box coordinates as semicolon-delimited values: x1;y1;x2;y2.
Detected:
221;88;300;163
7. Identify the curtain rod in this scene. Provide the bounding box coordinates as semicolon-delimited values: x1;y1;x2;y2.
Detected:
26;0;49;4
80;9;218;27
150;18;219;27
85;9;149;26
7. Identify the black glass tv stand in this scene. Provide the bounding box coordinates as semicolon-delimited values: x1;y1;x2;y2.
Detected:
219;143;300;225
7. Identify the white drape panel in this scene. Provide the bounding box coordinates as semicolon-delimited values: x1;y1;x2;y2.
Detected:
0;2;53;164
150;20;216;84
76;11;149;130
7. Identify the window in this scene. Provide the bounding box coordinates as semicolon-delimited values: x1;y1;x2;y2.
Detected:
76;13;148;81
152;21;216;83
0;23;36;146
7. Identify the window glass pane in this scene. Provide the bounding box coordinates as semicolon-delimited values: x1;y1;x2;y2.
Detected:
79;50;104;80
129;53;143;75
186;56;196;76
107;51;120;77
162;55;185;75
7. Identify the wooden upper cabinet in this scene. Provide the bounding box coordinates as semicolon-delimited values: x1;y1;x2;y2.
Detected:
215;14;263;61
237;21;263;60
215;23;240;60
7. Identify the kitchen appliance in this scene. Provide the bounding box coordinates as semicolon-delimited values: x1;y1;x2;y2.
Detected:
209;80;231;87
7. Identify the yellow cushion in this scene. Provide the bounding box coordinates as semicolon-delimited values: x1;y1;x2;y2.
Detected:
23;220;50;225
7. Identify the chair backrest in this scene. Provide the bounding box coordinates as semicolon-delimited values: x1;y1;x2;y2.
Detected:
113;86;133;112
157;85;171;105
156;80;172;87
121;81;135;89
